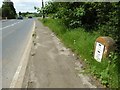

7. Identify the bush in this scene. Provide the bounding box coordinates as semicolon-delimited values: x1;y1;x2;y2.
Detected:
41;2;120;88
41;18;119;88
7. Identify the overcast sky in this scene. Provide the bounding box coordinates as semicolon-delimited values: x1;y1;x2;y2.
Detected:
0;0;50;13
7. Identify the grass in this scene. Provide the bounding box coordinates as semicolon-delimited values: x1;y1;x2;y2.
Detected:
39;18;119;88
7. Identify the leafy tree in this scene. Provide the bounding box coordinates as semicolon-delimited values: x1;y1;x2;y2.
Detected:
2;0;17;19
0;8;2;19
19;11;22;16
44;2;120;52
34;6;42;16
42;1;120;87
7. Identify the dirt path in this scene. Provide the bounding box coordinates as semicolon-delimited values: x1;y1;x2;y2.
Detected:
22;20;103;88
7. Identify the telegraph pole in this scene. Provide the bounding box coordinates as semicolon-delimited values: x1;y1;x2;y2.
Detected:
42;0;45;19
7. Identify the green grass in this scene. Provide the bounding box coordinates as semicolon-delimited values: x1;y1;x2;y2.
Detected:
40;18;119;88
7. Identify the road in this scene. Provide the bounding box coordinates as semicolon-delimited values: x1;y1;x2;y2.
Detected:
1;19;35;88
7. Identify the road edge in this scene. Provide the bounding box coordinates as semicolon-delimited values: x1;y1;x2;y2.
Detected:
9;21;36;88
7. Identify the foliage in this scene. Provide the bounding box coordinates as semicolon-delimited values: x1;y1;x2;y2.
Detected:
19;11;22;16
40;1;120;88
0;8;2;18
34;7;43;17
2;0;17;19
18;11;41;17
40;18;119;88
44;2;119;50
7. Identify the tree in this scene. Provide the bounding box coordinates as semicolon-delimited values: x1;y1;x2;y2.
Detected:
34;6;42;17
44;2;120;53
2;0;17;19
19;11;22;16
0;8;2;19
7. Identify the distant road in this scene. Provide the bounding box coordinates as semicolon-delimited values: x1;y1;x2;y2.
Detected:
1;19;35;88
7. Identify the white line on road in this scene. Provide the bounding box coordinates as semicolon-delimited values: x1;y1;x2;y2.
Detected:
0;21;23;30
10;21;35;88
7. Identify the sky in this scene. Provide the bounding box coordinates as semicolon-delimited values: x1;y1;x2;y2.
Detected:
0;0;50;13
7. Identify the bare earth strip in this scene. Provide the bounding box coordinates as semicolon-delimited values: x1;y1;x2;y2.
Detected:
23;20;103;88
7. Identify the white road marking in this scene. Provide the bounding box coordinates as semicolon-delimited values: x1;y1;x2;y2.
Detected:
0;21;23;30
10;21;35;88
9;20;14;21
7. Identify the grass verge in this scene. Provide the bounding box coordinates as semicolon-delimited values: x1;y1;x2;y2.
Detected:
39;18;119;88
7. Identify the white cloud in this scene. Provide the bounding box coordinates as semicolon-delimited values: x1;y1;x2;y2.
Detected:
0;0;50;13
12;0;41;3
0;0;2;7
15;2;42;13
13;0;42;13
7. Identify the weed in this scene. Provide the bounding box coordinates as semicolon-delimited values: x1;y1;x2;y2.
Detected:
40;18;119;88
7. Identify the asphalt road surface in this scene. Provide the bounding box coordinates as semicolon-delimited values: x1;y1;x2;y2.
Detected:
1;19;35;88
